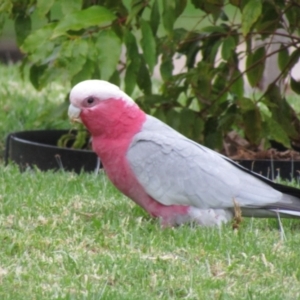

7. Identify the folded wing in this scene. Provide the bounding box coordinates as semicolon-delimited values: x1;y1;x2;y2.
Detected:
126;115;300;213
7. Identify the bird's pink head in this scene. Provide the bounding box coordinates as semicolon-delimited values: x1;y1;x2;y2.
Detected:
68;80;145;138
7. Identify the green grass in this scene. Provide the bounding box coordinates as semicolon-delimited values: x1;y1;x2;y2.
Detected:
1;165;300;299
1;65;300;299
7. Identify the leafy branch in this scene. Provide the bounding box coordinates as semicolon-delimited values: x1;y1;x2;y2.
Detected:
1;0;300;151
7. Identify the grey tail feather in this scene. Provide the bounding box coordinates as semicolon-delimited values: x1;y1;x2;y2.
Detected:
270;209;300;217
226;157;300;218
241;207;300;218
225;157;300;198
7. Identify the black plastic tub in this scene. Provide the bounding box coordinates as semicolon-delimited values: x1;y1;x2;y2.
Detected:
5;130;100;173
5;130;300;180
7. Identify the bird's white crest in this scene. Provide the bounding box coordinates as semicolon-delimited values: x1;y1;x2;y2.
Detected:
70;80;135;107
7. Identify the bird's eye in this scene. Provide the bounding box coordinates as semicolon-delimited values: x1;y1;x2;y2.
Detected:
87;97;94;104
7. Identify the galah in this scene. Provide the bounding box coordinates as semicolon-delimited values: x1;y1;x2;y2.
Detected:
68;80;300;226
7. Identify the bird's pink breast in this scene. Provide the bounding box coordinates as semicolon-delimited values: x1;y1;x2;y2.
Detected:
83;99;189;224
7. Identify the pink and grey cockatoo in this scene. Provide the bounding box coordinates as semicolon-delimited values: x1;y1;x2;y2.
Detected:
68;80;300;226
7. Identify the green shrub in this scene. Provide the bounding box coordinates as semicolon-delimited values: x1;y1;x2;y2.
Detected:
1;0;300;149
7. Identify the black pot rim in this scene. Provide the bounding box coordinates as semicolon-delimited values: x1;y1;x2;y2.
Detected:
7;129;93;153
5;129;99;173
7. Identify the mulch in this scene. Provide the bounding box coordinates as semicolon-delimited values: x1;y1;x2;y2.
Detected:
222;131;300;161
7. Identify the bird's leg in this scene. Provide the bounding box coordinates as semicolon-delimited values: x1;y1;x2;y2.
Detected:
232;198;242;230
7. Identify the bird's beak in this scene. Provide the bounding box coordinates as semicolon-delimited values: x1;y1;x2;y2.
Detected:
68;104;82;123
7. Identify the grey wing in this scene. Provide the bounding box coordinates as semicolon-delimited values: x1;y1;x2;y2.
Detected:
126;132;283;209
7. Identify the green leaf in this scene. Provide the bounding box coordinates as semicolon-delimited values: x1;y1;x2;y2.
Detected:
166;108;180;130
202;34;223;64
60;0;82;15
203;117;223;150
137;94;164;112
246;46;265;87
291;77;300;95
189;62;212;99
137;57;152;95
265;116;290;148
124;29;140;94
125;59;141;95
242;107;262;145
36;0;56;17
257;102;272;119
140;20;156;74
220;10;229;21
71;59;95;85
96;29;121;80
179;108;196;138
192;1;223;20
108;70;121;87
142;94;167;106
238;97;256;112
14;15;31;46
150;0;160;35
71;39;89;59
230;69;244;99
285;3;300;33
124;30;139;60
264;84;299;139
126;0;147;25
153;108;166;122
242;0;262;36
39;65;69;89
160;55;173;81
0;0;12;14
218;104;237;130
21;23;57;64
29;64;48;90
102;0;128;17
193;116;204;141
255;1;279;34
162;0;176;36
175;0;187;17
213;63;229;94
221;36;236;61
57;39;88;77
22;23;56;54
61;39;88;58
278;45;289;72
208;39;222;65
52;6;116;38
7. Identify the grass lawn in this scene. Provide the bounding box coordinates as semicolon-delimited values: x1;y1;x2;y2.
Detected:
1;63;300;299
